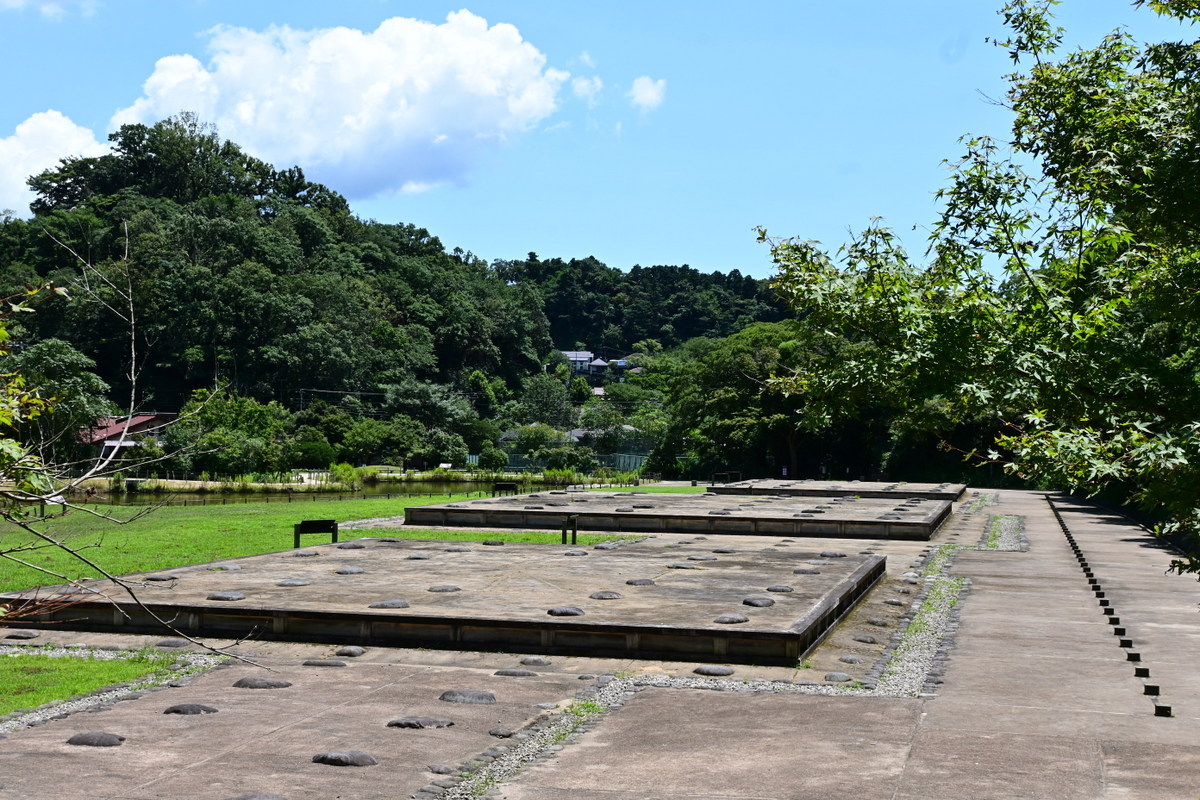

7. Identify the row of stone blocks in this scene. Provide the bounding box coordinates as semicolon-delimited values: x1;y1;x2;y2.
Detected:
1047;498;1171;717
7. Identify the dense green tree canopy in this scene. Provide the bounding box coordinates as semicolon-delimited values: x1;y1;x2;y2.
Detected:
8;338;114;464
495;253;786;355
3;116;558;410
1;114;800;479
764;0;1200;572
2;115;787;445
645;322;896;479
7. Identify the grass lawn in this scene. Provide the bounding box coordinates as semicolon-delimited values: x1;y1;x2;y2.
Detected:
0;648;184;716
0;493;619;594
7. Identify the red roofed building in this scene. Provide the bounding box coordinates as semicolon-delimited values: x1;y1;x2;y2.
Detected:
80;413;177;458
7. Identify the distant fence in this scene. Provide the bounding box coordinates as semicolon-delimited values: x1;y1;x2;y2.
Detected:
599;453;648;472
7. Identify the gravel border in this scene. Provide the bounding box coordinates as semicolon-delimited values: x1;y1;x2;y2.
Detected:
982;514;1028;551
870;543;968;696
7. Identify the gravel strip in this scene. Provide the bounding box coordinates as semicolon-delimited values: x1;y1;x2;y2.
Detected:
983;514;1027;551
865;543;962;695
873;570;967;696
440;678;635;799
959;491;998;516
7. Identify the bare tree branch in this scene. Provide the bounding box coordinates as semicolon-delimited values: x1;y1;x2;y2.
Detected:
0;228;265;667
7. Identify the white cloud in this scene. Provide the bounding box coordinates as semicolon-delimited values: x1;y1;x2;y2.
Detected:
399;180;444;195
0;0;97;18
571;76;603;107
579;50;595;68
111;11;570;198
627;76;666;112
0;110;107;214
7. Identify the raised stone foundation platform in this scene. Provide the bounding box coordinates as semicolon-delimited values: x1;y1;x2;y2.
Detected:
405;490;952;540
708;479;966;501
5;537;885;666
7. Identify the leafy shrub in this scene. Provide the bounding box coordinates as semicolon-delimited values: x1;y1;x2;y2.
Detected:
326;462;361;490
478;446;509;472
542;468;579;487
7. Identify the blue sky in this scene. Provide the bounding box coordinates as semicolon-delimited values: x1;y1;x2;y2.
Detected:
0;1;1188;278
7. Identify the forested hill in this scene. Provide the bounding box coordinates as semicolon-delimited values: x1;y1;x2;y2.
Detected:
497;256;783;358
0;116;785;409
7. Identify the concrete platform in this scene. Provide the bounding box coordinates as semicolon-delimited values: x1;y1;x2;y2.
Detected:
481;489;1200;800
709;478;967;501
4;538;885;666
3;488;1198;800
0;656;592;800
405;489;951;539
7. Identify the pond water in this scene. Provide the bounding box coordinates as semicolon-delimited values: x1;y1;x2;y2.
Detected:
85;481;542;507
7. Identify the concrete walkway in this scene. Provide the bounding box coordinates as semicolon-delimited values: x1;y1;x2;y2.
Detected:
1;489;1198;799
501;490;1200;799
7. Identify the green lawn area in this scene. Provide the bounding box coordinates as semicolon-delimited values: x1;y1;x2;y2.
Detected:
0;648;184;716
0;494;619;594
